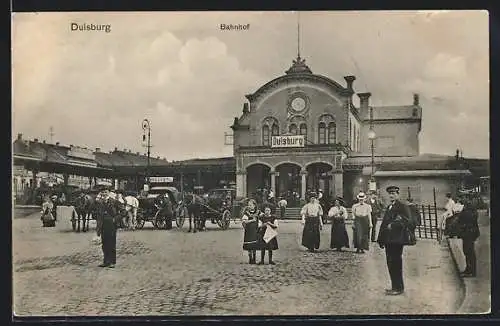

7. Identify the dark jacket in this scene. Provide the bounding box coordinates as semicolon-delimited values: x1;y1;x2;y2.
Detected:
457;206;480;241
368;198;384;216
377;200;416;246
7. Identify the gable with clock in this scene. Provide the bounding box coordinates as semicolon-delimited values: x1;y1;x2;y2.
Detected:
287;92;309;115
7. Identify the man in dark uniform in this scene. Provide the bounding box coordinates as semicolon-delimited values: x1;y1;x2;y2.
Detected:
377;185;417;295
96;187;118;268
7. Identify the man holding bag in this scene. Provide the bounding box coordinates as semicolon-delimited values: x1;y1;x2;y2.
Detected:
377;185;417;296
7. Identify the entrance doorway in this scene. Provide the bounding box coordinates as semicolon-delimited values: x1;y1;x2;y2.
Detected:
306;162;333;197
276;163;302;207
246;164;271;200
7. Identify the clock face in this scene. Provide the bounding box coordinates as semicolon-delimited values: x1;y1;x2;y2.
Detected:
291;97;306;112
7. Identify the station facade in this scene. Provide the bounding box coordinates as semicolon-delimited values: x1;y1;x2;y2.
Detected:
231;55;425;203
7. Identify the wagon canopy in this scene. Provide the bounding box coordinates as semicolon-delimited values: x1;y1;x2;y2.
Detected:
146;186;182;206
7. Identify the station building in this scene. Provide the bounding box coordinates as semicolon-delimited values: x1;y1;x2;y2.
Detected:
230;54;478;205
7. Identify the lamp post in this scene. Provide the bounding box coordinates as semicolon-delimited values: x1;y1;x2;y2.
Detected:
367;106;376;192
142;119;151;189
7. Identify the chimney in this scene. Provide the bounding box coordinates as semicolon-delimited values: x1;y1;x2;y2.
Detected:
17;133;22;140
413;93;420;106
344;76;356;90
157;156;160;159
242;103;249;114
42;140;46;144
233;117;239;126
95;147;101;152
114;147;118;151
128;149;131;153
34;138;39;142
357;92;372;116
56;142;60;146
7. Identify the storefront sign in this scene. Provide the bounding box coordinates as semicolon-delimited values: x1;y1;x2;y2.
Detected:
271;135;305;148
150;176;174;183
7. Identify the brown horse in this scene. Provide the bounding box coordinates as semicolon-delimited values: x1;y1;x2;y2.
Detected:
71;192;98;232
182;192;208;233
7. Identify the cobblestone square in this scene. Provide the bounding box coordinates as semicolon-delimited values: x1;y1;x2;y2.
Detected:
13;209;465;316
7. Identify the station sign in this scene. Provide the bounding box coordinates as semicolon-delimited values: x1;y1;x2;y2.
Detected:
271;135;305;148
150;176;174;183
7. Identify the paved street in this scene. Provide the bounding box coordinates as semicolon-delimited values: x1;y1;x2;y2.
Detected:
14;208;464;316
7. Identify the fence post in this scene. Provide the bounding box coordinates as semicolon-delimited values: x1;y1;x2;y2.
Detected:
422;204;428;238
427;204;433;239
418;205;422;238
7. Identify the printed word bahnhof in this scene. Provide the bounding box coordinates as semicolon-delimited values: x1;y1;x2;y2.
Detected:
13;55;488;207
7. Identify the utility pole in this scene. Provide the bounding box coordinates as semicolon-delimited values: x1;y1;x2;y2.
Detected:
142;119;152;189
49;126;54;143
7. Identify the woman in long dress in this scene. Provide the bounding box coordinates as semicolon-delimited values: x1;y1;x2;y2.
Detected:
328;197;349;251
257;206;279;265
351;192;373;253
301;193;324;252
241;199;261;264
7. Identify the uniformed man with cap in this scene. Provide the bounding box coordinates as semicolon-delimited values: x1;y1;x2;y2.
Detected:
377;185;418;295
96;186;118;268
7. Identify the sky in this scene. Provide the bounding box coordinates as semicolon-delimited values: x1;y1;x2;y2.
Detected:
12;10;489;160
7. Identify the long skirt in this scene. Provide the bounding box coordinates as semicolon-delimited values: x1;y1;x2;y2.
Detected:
353;215;370;250
258;226;279;250
302;216;320;250
330;218;349;249
243;220;259;251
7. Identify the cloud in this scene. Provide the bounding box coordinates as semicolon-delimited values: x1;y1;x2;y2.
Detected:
12;11;489;160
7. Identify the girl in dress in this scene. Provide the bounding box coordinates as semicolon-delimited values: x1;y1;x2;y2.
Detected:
241;199;261;264
257;206;279;265
328;197;349;251
351;192;373;253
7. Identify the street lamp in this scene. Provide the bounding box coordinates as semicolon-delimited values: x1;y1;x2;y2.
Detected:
142;119;151;189
368;106;376;192
367;127;376;191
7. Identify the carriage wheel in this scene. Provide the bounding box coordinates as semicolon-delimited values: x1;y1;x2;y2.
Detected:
176;206;187;228
135;218;145;229
154;211;167;229
219;210;231;230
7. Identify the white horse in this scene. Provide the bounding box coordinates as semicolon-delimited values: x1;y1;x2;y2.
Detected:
115;193;139;230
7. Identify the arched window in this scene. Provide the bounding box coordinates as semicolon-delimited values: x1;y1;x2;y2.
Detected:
262;125;270;146
328;122;336;144
299;123;307;140
271;123;279;136
318;122;326;144
289;124;298;135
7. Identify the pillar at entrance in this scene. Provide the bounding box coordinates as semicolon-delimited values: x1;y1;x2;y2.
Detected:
31;170;38;189
300;170;307;200
270;170;276;195
236;171;247;198
334;172;343;198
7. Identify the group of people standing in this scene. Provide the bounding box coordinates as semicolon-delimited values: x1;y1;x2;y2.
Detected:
241;185;420;296
300;190;384;254
241;199;279;265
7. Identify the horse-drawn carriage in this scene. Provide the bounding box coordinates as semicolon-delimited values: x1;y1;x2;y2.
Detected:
135;186;184;230
203;188;235;230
